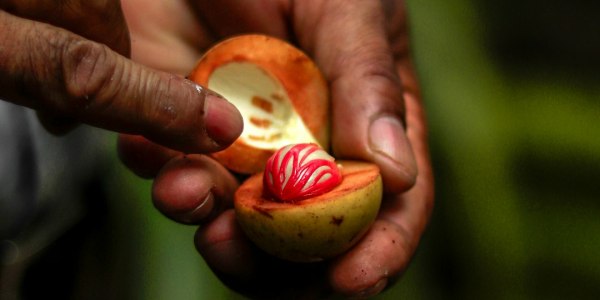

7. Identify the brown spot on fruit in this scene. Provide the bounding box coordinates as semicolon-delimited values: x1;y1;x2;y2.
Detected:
249;117;272;128
231;54;246;62
330;215;344;226
248;133;282;142
248;135;265;141
292;55;309;64
252;95;273;113
252;205;274;219
267;133;282;141
270;92;284;102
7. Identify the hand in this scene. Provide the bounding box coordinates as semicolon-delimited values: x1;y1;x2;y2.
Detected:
0;0;243;153
119;0;434;298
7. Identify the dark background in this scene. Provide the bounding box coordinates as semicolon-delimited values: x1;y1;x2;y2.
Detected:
396;0;600;298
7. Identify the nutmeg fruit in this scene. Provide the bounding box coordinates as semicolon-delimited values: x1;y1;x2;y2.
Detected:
235;144;382;262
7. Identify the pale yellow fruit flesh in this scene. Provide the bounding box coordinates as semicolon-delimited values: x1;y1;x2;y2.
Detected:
208;62;319;150
234;161;382;262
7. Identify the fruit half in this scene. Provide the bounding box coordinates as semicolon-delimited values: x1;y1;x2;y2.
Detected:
189;34;329;174
234;161;382;262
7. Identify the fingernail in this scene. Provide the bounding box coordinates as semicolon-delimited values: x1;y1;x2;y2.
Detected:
368;115;414;166
180;192;215;224
353;278;388;299
203;90;244;146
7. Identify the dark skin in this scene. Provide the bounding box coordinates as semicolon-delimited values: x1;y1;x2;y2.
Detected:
0;0;243;151
0;0;433;298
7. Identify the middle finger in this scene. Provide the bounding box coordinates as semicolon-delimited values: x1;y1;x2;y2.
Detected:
152;154;239;224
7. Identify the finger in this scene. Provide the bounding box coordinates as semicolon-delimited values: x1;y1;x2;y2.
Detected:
35;110;79;135
292;0;418;193
328;220;411;297
195;210;331;299
3;0;131;135
194;210;259;283
329;44;435;298
379;84;435;247
117;134;181;178
0;11;243;153
121;0;211;74
1;0;130;56
190;0;291;40
152;155;239;224
328;96;434;297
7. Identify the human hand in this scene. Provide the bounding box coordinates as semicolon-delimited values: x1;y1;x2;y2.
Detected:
118;0;434;298
0;0;243;153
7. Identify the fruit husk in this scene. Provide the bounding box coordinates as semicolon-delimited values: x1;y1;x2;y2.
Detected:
189;34;330;174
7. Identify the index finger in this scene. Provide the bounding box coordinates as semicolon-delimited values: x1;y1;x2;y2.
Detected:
0;11;243;153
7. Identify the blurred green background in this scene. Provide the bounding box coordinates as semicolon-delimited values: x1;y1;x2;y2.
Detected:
104;0;600;299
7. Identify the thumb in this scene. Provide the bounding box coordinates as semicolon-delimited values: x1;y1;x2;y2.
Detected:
297;1;417;192
0;11;243;153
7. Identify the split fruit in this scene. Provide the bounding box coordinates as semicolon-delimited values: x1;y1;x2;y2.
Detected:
235;143;382;262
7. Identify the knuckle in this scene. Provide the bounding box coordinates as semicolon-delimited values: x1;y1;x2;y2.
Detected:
356;46;400;85
360;52;406;110
149;76;207;149
353;59;405;116
60;38;119;113
334;41;402;93
363;62;402;90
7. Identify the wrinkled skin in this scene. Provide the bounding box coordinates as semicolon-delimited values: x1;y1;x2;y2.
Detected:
0;0;243;152
0;0;434;298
